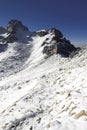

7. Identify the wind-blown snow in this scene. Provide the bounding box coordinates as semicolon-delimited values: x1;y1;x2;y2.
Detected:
0;32;87;130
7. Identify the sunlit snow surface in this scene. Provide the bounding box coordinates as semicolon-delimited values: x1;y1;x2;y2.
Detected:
0;34;87;130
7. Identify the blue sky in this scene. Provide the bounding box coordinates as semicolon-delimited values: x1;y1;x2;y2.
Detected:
0;0;87;45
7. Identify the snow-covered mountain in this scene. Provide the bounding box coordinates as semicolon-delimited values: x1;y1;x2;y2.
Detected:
0;20;87;130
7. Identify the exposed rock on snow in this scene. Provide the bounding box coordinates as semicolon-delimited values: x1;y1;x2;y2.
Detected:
0;20;87;130
41;28;77;57
43;43;57;57
3;20;30;43
50;28;63;38
3;34;17;43
0;20;77;57
6;19;29;32
56;40;76;57
36;30;48;37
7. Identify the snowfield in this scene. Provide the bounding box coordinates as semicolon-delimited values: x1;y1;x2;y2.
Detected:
0;32;87;130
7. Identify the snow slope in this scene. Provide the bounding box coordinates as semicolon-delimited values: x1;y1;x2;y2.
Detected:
0;30;87;130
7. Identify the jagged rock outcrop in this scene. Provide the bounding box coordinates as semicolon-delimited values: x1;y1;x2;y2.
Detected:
42;28;77;57
50;28;63;38
6;20;29;33
0;19;77;57
55;37;76;56
43;44;57;56
37;28;63;38
37;30;48;37
2;35;17;43
3;20;29;43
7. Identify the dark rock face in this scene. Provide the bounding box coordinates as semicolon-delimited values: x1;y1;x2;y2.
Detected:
43;44;57;56
42;28;77;57
57;41;76;57
2;35;17;43
37;28;63;38
2;20;29;43
50;28;63;38
37;30;48;37
0;19;77;58
6;20;29;33
69;47;81;58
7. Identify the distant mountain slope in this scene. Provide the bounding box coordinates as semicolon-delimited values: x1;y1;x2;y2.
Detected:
0;20;77;78
0;20;87;130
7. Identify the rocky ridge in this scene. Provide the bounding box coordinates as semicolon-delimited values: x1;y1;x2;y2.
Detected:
0;20;77;58
0;20;87;130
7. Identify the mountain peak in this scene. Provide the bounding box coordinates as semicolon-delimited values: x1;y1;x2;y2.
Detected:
0;19;77;58
1;19;87;130
6;19;29;32
2;19;30;43
49;28;63;38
